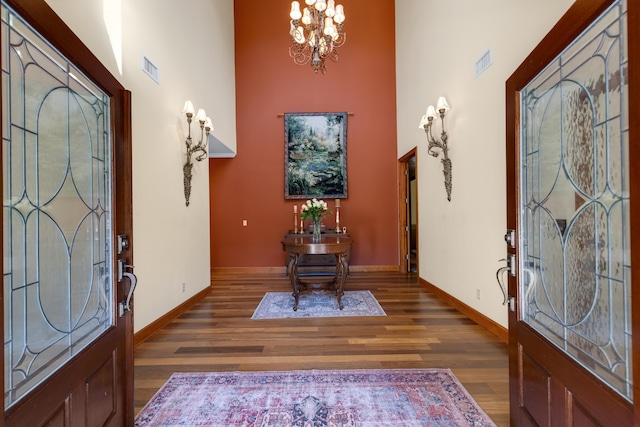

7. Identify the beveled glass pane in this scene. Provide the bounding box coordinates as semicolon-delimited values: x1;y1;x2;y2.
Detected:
519;0;631;401
2;4;113;408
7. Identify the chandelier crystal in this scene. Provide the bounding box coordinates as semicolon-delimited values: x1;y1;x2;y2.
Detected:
289;0;346;74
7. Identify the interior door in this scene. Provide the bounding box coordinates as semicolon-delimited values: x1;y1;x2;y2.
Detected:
1;1;134;426
506;0;638;425
399;148;418;274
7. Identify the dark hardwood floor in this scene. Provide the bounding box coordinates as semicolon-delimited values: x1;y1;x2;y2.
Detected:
134;271;509;426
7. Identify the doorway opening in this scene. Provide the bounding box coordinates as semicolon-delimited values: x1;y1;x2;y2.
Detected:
399;148;418;274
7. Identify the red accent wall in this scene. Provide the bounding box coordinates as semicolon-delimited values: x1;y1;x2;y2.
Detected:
210;0;398;268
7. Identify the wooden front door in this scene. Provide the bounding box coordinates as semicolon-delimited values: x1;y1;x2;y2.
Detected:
1;1;134;426
506;0;639;425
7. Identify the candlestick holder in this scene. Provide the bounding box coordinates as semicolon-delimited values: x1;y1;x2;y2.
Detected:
294;212;298;234
334;199;341;233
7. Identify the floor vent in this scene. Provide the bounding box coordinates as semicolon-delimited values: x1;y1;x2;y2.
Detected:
142;55;160;84
475;48;492;78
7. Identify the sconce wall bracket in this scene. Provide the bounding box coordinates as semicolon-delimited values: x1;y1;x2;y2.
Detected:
182;101;212;206
420;98;452;201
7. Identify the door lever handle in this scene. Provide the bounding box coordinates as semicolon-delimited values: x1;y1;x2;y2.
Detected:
495;262;509;305
117;259;137;314
117;259;134;282
122;271;137;312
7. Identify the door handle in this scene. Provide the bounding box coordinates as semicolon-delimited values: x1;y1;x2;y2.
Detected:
118;259;137;315
122;271;137;312
495;265;509;305
504;229;516;248
496;260;518;311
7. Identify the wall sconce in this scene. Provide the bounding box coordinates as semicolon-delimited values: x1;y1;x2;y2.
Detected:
182;100;213;207
419;96;452;201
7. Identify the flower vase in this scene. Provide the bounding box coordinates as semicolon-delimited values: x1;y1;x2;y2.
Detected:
312;216;322;242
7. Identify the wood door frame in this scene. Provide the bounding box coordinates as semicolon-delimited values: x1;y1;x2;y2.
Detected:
506;0;639;423
0;0;134;424
399;148;418;274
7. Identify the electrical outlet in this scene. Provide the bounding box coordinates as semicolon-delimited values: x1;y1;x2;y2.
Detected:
476;289;481;300
182;283;186;293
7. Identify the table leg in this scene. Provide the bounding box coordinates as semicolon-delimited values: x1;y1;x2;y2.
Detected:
287;253;300;311
336;251;348;310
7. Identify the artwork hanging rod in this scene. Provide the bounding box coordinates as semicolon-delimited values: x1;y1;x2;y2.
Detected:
277;112;354;117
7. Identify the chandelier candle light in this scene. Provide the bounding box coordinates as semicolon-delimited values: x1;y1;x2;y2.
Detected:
419;97;452;201
289;0;346;74
182;100;213;207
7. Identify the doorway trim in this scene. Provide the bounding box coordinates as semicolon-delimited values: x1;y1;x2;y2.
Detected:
399;148;418;275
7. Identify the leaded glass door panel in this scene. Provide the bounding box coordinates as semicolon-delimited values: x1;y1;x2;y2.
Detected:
1;0;133;425
506;0;638;424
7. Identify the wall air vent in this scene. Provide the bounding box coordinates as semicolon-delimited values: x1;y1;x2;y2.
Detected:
475;48;492;79
142;54;160;84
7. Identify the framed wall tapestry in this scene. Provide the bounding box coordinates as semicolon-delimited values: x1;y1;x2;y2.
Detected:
284;112;348;199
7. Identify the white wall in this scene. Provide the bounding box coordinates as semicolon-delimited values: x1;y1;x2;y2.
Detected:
44;0;237;332
395;0;574;327
41;0;579;333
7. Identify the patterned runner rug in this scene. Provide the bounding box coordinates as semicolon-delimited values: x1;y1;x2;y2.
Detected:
251;290;386;319
134;369;496;426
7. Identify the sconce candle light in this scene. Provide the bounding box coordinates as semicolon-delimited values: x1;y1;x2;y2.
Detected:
419;97;452;201
182;100;213;206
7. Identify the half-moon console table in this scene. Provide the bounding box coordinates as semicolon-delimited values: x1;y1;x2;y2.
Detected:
281;236;353;311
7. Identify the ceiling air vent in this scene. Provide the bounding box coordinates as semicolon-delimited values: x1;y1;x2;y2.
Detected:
142;54;160;84
475;48;492;79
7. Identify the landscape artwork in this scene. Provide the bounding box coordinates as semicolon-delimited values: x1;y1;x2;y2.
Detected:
284;112;347;199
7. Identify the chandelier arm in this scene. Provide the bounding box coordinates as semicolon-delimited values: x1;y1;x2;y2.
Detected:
327;48;339;63
332;33;346;48
290;47;312;66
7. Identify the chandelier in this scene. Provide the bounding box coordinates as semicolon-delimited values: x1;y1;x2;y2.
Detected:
289;0;346;74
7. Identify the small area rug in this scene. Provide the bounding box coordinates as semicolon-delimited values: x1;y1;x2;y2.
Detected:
251;290;386;319
134;369;495;426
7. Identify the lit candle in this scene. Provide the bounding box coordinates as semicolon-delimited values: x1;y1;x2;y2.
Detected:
182;100;195;116
426;105;437;120
195;108;207;123
436;96;450;113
